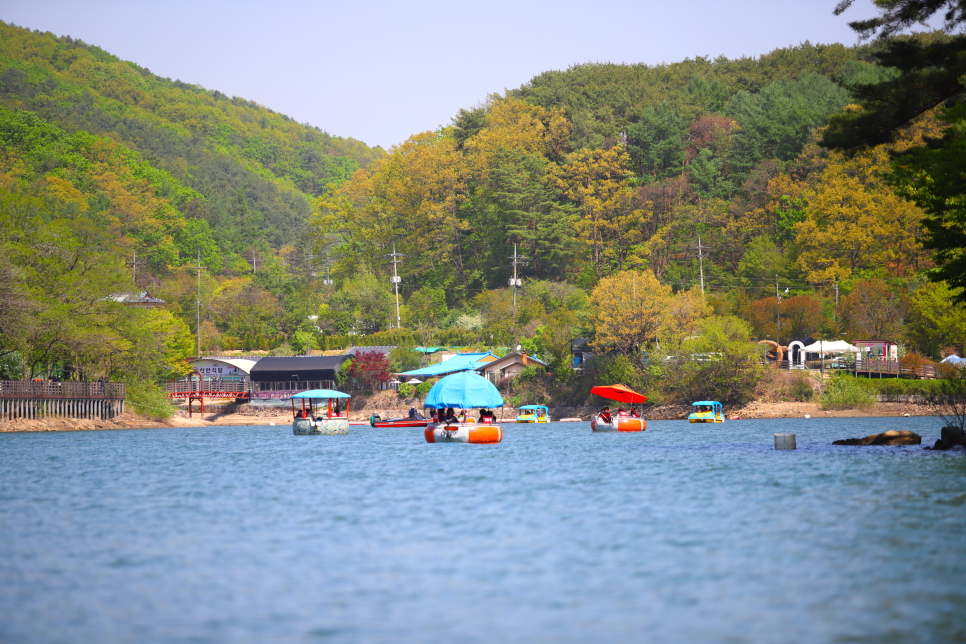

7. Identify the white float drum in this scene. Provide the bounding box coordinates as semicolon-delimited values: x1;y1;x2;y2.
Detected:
293;417;349;435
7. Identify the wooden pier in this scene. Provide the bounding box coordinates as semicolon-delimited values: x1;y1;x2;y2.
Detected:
0;380;126;421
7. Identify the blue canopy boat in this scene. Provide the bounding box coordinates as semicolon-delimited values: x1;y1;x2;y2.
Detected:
423;372;504;444
290;389;351;435
688;400;724;423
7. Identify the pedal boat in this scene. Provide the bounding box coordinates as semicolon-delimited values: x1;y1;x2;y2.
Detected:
516;404;550;423
290;389;351;435
688;400;725;423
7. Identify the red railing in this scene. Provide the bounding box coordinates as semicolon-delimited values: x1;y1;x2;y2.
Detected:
165;380;249;398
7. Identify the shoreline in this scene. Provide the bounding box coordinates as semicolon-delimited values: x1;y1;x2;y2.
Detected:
0;401;941;433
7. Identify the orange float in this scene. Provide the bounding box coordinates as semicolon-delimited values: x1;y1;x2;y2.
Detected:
591;416;646;432
424;423;503;444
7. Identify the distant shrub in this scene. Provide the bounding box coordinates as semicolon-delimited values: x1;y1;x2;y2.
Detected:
125;381;176;420
789;373;814;401
820;376;876;409
414;380;435;398
516;365;547;383
397;382;415;398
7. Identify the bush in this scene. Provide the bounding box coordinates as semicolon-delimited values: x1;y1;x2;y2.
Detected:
414;379;435;398
928;377;966;431
125;381;176;420
820;376;876;410
516;365;547;383
788;373;814;401
397;382;415;398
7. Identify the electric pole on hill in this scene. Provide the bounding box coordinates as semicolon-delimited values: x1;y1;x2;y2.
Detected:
196;249;202;359
386;243;405;329
127;250;145;289
509;244;527;309
320;253;334;287
692;234;710;296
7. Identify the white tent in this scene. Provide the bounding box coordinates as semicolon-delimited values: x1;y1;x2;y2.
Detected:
801;340;861;354
941;354;966;365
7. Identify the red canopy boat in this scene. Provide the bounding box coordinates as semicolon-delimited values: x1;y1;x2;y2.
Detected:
589;384;647;432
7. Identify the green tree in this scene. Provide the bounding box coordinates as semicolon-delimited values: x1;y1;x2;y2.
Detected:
626;101;688;182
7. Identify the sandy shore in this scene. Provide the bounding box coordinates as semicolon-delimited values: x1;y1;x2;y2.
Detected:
0;400;940;432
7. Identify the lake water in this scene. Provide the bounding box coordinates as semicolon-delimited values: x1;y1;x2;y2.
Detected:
1;417;964;644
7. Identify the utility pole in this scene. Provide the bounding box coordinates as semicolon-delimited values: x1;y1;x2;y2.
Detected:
775;274;781;338
833;282;839;324
127;250;145;289
692;234;710;296
386;242;404;329
196;250;202;359
320;253;334;286
509;243;527;309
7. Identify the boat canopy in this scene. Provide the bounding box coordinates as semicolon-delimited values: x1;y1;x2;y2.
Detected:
691;400;721;406
290;389;351;399
519;405;548;411
590;384;647;404
424;371;503;409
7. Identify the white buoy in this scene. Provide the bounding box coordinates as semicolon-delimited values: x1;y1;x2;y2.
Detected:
804;414;811;419
269;422;276;426
774;433;797;450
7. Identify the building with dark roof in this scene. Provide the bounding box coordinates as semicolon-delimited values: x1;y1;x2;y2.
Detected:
249;355;351;400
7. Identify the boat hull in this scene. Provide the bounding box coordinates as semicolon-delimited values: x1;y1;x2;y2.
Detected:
293;417;349;435
591;417;645;432
515;415;550;423
424;422;503;444
370;418;429;428
688;414;724;423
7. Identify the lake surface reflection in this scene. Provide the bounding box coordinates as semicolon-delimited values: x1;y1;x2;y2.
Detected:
1;417;964;643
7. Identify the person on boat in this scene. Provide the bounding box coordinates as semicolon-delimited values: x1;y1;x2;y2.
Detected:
630;407;640;418
331;401;343;417
458;409;467;422
442;407;458;424
479;408;494;423
617;408;628;417
599;407;612;423
408;407;419;419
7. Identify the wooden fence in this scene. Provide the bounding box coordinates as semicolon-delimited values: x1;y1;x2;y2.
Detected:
0;380;126;421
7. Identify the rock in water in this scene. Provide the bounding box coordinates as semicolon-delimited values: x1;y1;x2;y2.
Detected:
930;426;966;450
833;430;922;446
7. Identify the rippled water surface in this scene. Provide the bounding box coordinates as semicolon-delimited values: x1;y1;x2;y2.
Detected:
1;417;964;643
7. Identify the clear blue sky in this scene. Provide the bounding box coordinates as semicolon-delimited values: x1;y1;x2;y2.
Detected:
3;0;894;150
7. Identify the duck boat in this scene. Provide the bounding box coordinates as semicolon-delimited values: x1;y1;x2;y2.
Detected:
688;400;725;423
589;384;647;432
423;372;505;444
516;404;550;423
290;389;351;435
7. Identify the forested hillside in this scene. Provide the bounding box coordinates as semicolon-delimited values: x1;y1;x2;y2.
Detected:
1;16;964;409
0;21;384;262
